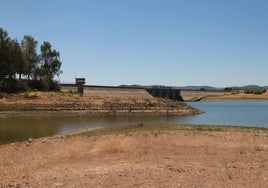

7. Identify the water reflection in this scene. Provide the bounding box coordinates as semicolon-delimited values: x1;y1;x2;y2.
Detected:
0;116;172;144
0;117;60;144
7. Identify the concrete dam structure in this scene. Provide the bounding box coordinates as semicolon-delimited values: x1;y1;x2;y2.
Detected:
146;87;183;101
180;90;226;101
60;84;154;99
60;83;225;101
60;84;183;100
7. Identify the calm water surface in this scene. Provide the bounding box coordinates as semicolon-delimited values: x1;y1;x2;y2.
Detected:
184;101;268;127
1;100;268;144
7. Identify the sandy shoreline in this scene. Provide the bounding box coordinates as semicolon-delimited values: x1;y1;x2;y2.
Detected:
1;124;268;187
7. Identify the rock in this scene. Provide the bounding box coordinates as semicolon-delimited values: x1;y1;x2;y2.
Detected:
138;122;144;127
28;138;32;143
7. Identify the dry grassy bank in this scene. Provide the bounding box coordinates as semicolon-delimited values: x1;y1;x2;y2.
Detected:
0;91;201;117
1;124;268;187
204;91;268;101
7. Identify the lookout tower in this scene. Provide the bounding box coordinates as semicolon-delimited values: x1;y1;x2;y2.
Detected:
75;78;85;94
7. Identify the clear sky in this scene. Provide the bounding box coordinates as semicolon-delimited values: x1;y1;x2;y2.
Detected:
1;0;268;87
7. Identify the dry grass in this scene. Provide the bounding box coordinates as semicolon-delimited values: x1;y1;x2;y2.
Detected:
0;91;202;118
93;135;132;153
1;126;268;187
0;91;156;105
0;91;163;111
204;91;268;101
92;134;152;154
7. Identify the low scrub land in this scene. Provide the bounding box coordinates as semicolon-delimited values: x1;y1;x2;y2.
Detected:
0;124;268;187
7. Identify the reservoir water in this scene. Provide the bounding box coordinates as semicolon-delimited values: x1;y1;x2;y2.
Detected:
184;101;268;127
1;100;268;144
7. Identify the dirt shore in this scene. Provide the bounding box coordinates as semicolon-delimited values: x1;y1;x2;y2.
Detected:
203;91;268;101
0;92;201;117
1;125;268;187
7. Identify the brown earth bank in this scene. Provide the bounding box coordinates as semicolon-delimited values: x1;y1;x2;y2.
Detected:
0;124;268;187
203;91;268;101
0;92;201;117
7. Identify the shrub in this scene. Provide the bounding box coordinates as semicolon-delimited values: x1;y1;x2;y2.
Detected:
244;88;266;95
224;87;233;92
28;80;60;91
0;79;29;93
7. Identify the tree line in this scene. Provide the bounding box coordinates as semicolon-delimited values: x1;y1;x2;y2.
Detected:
0;27;62;92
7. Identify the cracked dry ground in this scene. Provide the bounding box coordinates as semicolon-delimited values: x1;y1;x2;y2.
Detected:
1;129;268;187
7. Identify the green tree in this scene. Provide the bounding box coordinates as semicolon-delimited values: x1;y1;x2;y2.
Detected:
39;41;62;81
7;39;24;79
0;28;24;80
0;27;63;92
21;35;39;80
0;28;10;79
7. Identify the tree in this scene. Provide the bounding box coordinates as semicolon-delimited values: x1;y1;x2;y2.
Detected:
21;35;39;80
39;41;62;81
7;39;23;79
0;28;10;79
0;28;24;80
0;27;63;92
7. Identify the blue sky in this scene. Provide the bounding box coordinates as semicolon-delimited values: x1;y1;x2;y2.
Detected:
1;0;268;87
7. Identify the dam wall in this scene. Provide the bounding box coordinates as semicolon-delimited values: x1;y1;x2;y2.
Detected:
60;84;153;99
60;84;183;101
84;86;153;99
180;90;226;101
146;88;183;101
60;84;226;101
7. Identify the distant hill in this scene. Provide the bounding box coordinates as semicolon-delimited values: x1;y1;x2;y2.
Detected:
176;86;220;90
119;85;220;90
118;84;267;91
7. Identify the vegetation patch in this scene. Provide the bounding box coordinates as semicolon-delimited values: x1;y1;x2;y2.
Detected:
0;27;62;93
244;88;267;95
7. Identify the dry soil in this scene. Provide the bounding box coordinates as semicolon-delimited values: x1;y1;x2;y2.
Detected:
1;128;268;187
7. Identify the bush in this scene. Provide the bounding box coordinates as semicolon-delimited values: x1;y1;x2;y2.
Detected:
244;88;266;95
0;79;29;93
28;80;45;91
28;80;60;91
0;78;60;93
224;87;233;92
47;80;60;91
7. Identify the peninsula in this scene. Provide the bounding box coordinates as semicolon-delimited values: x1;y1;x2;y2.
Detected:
0;91;201;117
